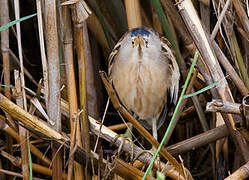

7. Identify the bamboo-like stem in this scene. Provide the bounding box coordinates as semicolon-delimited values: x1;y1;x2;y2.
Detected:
75;22;91;179
44;0;62;178
62;4;84;180
124;0;142;29
14;70;30;179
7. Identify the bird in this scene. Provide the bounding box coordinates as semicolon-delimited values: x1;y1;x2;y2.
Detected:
108;27;180;141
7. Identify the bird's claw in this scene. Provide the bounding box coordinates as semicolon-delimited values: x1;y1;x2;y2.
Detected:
112;126;134;161
132;146;161;171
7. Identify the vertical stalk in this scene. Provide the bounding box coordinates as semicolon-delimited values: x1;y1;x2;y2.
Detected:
75;22;91;179
36;0;49;105
0;0;16;175
44;0;62;179
62;4;84;180
231;31;249;90
0;0;18;131
14;70;30;180
124;0;142;29
13;1;30;178
14;0;27;111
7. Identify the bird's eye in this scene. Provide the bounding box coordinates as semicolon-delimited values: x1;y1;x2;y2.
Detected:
132;41;135;47
145;40;148;47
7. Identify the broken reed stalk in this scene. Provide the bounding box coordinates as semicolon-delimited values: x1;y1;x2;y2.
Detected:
14;70;30;179
206;99;241;114
206;98;249;142
62;4;84;180
175;0;249;162
75;22;91;179
44;0;63;178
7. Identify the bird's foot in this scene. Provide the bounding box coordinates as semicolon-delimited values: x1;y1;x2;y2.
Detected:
112;125;134;161
132;146;161;170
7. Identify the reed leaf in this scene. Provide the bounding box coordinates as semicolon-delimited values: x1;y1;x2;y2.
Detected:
0;13;36;32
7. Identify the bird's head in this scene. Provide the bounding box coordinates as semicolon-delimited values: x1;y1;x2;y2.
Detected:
130;28;150;48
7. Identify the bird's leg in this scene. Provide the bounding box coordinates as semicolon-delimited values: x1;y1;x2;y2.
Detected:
152;118;160;171
113;124;134;161
132;118;160;169
152;118;158;141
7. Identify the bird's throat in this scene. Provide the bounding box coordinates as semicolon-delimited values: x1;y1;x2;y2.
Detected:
138;45;142;59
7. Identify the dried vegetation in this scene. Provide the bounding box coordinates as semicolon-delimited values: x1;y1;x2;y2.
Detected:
0;0;249;179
